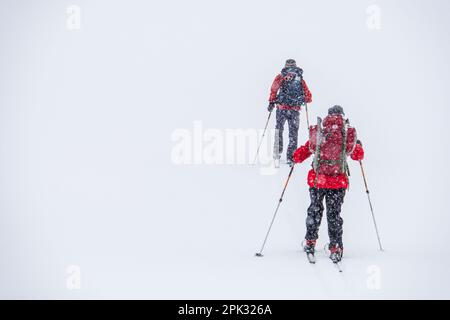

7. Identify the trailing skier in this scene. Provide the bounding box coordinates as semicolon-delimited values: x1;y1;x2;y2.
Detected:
268;59;312;166
292;105;364;263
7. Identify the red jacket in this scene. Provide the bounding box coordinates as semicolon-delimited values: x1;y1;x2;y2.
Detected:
293;141;365;189
269;74;312;111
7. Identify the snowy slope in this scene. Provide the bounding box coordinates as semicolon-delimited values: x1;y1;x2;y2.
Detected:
1;0;450;299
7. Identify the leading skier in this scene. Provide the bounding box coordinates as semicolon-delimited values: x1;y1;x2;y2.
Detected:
268;59;312;166
292;105;365;263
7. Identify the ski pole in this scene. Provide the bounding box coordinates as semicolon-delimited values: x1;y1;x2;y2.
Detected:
359;160;383;251
252;110;273;165
255;165;295;257
304;103;310;128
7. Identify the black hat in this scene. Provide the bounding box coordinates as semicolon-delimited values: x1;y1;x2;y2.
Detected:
328;105;345;116
285;59;297;68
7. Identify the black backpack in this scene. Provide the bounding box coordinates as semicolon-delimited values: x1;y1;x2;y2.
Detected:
277;67;305;106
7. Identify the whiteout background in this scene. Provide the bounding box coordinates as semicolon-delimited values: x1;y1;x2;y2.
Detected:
1;0;449;299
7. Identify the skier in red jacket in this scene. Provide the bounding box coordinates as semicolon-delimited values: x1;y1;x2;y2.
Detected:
268;59;312;166
292;105;364;263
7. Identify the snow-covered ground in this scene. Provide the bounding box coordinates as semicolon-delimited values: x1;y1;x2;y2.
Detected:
1;0;450;299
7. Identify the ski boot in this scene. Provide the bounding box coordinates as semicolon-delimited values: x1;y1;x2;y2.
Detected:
304;240;316;254
303;239;316;264
329;245;343;263
273;155;281;168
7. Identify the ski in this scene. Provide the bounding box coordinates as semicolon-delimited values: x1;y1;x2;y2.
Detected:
333;261;343;273
330;255;343;272
304;245;343;271
322;244;343;272
306;252;316;264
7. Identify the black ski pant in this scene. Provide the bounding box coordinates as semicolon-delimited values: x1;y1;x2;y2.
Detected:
305;187;346;249
273;109;299;161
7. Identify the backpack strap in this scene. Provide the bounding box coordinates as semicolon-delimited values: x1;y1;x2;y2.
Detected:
312;117;323;188
341;119;351;188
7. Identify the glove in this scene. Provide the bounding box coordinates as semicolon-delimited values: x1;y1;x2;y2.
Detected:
268;102;276;112
292;149;302;164
292;144;309;164
351;143;364;161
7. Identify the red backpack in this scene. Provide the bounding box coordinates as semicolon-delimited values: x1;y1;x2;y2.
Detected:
309;115;357;178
